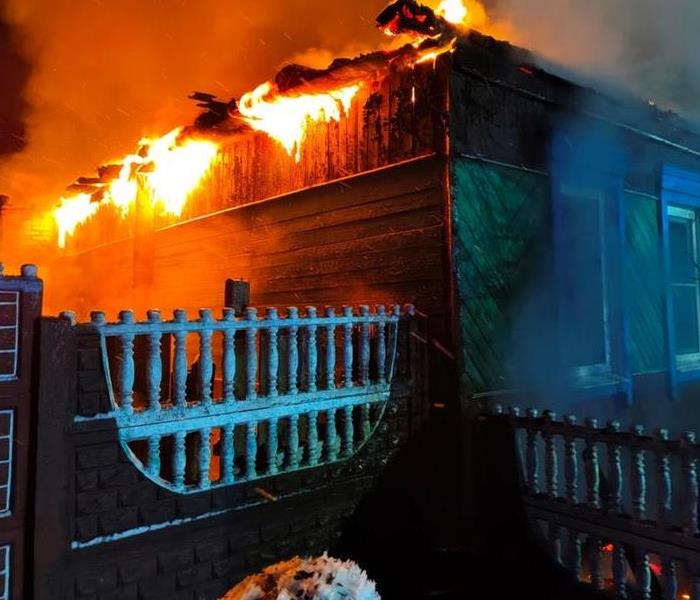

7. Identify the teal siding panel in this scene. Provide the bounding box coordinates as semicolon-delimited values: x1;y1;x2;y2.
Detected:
452;157;548;393
625;192;665;373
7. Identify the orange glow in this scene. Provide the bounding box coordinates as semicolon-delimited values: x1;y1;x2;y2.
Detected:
55;194;100;248
601;543;614;553
436;0;468;25
238;82;361;162
54;127;218;247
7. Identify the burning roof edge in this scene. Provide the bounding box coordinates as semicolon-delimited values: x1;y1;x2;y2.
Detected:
453;30;700;157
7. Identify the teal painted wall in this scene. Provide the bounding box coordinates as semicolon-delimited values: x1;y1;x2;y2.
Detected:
625;192;665;374
453;157;667;397
452;157;549;394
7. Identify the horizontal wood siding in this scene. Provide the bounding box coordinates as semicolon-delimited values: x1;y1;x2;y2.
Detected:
50;156;448;331
63;62;443;254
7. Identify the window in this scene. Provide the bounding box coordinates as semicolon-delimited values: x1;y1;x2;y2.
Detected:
559;190;610;375
0;292;19;381
668;206;700;365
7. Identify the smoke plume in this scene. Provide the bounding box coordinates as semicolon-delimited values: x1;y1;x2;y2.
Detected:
483;0;700;123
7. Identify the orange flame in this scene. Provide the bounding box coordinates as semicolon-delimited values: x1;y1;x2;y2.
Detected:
238;82;362;162
437;0;489;30
54;127;218;248
436;0;468;25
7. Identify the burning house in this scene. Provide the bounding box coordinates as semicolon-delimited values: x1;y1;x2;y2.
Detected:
4;0;700;598
47;0;700;430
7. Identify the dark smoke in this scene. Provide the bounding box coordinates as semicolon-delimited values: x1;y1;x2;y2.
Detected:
483;0;700;122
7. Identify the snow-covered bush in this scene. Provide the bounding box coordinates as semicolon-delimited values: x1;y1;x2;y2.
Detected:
220;552;380;600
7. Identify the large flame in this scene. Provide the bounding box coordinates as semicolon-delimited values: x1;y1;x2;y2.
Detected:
238;82;362;162
435;0;468;25
54;127;219;248
52;0;483;249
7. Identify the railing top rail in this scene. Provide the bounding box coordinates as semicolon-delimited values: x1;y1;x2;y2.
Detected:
67;303;413;335
489;404;700;456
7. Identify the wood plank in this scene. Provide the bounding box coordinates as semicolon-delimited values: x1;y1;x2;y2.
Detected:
249;224;444;270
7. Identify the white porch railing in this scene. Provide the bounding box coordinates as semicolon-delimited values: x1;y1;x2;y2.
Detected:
489;404;700;600
74;304;408;494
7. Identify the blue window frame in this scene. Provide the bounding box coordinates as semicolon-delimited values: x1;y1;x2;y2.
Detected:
660;166;700;399
550;130;631;403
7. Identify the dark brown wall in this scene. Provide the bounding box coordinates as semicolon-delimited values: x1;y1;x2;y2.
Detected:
33;315;429;600
50;155;450;342
0;268;43;600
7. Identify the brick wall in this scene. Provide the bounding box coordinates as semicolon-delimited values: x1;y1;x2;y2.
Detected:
33;315;428;600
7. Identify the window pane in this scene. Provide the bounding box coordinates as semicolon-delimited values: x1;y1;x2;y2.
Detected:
673;285;700;355
669;218;697;283
561;194;607;367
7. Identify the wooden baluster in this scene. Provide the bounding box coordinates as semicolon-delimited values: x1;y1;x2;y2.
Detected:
173;431;186;492
118;310;135;414
325;307;336;390
656;429;672;528
631;425;647;521
245;308;258;401
327;409;339;462
361;404;371;441
308;410;321;466
359;306;371;386
198;309;214;407
566;529;583;581
173;309;188;408
266;308;279;398
612;543;627;599
306;307;318;392
222;308;236;404
221;423;235;484
287;307;299;395
146;310;162;412
637;550;652;600
147;435;160;478
525;408;540;495
543;411;558;499
661;558;677;600
549;522;562;565
343;306;354;388
589;537;604;590
583;418;601;510
607;420;623;514
199;428;212;490
376;305;387;385
246;422;257;479
343;405;354;457
288;414;300;470
683;431;699;537
267;418;278;475
563;415;578;505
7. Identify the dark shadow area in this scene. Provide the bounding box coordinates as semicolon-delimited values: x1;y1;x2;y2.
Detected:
0;3;30;157
334;407;609;600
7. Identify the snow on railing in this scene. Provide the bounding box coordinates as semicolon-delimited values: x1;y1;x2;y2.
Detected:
75;304;408;493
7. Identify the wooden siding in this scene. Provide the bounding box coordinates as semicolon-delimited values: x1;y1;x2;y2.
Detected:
625;192;665;374
49;156;448;334
63;61;444;254
451;156;549;394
